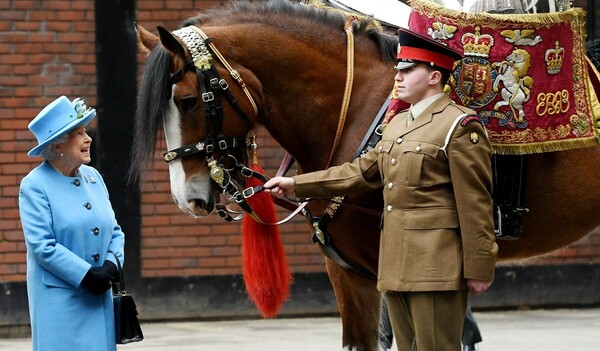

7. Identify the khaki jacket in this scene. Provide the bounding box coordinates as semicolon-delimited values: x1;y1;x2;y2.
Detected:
294;95;498;292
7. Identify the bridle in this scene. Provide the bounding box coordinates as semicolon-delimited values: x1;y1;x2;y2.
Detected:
163;25;272;223
162;21;367;228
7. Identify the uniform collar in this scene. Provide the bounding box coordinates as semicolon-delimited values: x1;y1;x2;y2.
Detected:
395;95;455;137
410;93;446;121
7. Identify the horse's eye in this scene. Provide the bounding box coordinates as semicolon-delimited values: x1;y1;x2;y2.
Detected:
181;97;198;112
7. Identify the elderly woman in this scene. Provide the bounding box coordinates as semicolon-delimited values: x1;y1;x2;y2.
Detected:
18;95;125;351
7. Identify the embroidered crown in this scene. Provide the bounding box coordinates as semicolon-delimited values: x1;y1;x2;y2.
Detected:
545;41;565;75
461;26;494;58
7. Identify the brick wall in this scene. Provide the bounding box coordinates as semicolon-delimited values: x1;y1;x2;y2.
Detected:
0;0;599;284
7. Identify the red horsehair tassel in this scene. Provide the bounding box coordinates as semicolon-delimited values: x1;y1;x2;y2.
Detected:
241;136;292;318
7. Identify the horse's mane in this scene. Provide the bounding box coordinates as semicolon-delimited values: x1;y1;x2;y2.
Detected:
130;44;170;185
183;0;397;62
130;0;397;185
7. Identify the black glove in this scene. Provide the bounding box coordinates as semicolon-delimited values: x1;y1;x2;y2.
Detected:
100;260;119;284
81;266;113;295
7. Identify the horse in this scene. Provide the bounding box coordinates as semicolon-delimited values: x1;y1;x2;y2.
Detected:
131;1;600;350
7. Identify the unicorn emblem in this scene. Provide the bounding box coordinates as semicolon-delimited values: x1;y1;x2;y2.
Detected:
492;48;533;125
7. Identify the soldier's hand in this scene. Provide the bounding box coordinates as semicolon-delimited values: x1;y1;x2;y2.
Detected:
264;177;296;198
467;279;493;296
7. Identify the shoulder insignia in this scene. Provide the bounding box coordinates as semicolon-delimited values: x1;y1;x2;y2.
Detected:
460;114;483;127
470;132;479;144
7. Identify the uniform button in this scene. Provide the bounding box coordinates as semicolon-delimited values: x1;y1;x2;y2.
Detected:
387;182;393;190
92;253;100;262
396;137;403;144
386;205;393;212
379;146;383;151
415;146;422;152
84;202;92;210
92;227;100;235
73;179;81;186
391;158;397;165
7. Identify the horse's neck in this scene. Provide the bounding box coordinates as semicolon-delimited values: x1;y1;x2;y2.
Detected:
212;25;393;170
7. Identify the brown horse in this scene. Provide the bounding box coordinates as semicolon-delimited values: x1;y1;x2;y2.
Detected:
132;1;600;350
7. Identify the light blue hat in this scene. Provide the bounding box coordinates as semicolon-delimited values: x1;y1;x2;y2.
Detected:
27;96;96;157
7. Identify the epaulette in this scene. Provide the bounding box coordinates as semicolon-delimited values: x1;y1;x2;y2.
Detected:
440;113;467;157
440;113;487;157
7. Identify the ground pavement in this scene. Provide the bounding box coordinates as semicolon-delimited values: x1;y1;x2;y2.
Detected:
1;308;599;350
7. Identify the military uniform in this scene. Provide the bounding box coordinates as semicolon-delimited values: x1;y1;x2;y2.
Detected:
294;94;497;350
293;95;497;287
292;28;498;351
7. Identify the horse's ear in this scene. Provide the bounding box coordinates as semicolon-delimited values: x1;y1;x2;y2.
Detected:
136;25;159;57
157;26;188;60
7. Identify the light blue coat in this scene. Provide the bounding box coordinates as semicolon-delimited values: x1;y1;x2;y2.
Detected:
19;162;125;351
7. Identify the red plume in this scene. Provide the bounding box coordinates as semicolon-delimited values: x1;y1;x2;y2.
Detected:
241;142;292;318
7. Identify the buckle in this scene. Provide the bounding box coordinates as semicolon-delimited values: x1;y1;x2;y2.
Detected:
234;192;245;204
206;144;214;153
240;167;253;177
209;78;219;89
242;187;255;199
215;205;233;222
219;79;229;90
218;139;228;150
202;92;214;102
216;206;228;219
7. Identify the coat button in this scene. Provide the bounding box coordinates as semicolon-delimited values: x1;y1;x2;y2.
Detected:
92;253;100;262
387;182;393;190
379;146;383;151
386;205;393;212
396;137;402;144
73;179;81;186
92;227;100;235
415;145;421;152
84;202;92;210
391;158;397;165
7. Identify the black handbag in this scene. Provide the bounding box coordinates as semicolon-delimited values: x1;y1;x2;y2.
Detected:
109;252;144;344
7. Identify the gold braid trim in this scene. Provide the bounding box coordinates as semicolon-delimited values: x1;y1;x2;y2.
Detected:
585;57;600;141
409;0;585;30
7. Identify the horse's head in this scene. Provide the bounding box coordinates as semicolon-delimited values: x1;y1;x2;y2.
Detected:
132;24;258;217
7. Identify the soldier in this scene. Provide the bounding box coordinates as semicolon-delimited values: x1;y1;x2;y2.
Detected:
265;27;498;350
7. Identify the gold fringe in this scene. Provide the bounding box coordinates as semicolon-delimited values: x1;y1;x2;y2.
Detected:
492;137;599;155
408;0;585;30
584;57;600;142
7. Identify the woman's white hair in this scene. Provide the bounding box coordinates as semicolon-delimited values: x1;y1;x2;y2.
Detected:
39;135;68;160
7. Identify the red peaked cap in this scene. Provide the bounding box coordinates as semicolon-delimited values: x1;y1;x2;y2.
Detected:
396;27;463;71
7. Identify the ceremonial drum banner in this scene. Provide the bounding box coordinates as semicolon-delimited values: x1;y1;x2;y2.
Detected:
397;0;600;154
